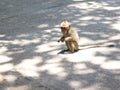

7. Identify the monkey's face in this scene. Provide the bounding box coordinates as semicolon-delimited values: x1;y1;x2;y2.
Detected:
61;27;69;35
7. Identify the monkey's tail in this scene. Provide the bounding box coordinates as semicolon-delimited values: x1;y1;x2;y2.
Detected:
78;44;115;50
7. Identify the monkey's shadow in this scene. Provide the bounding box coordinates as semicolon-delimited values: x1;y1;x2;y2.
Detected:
57;49;78;54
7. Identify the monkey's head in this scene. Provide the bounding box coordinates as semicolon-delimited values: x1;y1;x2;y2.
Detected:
60;20;70;35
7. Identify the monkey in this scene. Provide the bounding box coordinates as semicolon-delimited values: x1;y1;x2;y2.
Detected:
57;19;80;53
57;19;115;54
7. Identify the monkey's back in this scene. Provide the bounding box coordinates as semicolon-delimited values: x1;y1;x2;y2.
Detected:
68;28;80;43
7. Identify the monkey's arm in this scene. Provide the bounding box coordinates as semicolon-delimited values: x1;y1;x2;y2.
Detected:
64;36;73;41
57;36;65;42
57;35;72;42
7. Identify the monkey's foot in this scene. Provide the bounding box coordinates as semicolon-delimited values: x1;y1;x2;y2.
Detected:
74;49;79;52
58;49;79;54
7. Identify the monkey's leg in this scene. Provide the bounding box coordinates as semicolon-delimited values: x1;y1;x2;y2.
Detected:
65;41;75;52
65;41;70;50
73;41;79;50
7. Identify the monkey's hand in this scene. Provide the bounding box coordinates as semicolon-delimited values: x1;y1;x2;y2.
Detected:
61;37;65;42
57;39;61;42
57;37;65;42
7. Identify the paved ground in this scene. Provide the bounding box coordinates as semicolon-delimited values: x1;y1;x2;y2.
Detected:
0;0;120;90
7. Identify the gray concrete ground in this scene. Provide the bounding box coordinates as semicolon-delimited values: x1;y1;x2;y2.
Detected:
0;0;120;90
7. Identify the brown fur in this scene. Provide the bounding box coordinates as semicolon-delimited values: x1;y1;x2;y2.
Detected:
58;27;79;52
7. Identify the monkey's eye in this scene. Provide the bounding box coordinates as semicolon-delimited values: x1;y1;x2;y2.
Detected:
61;27;67;29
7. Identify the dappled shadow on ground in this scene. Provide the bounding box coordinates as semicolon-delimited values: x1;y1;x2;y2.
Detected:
0;0;120;90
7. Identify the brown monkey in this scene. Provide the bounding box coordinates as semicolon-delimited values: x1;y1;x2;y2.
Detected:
58;20;79;53
58;20;115;53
